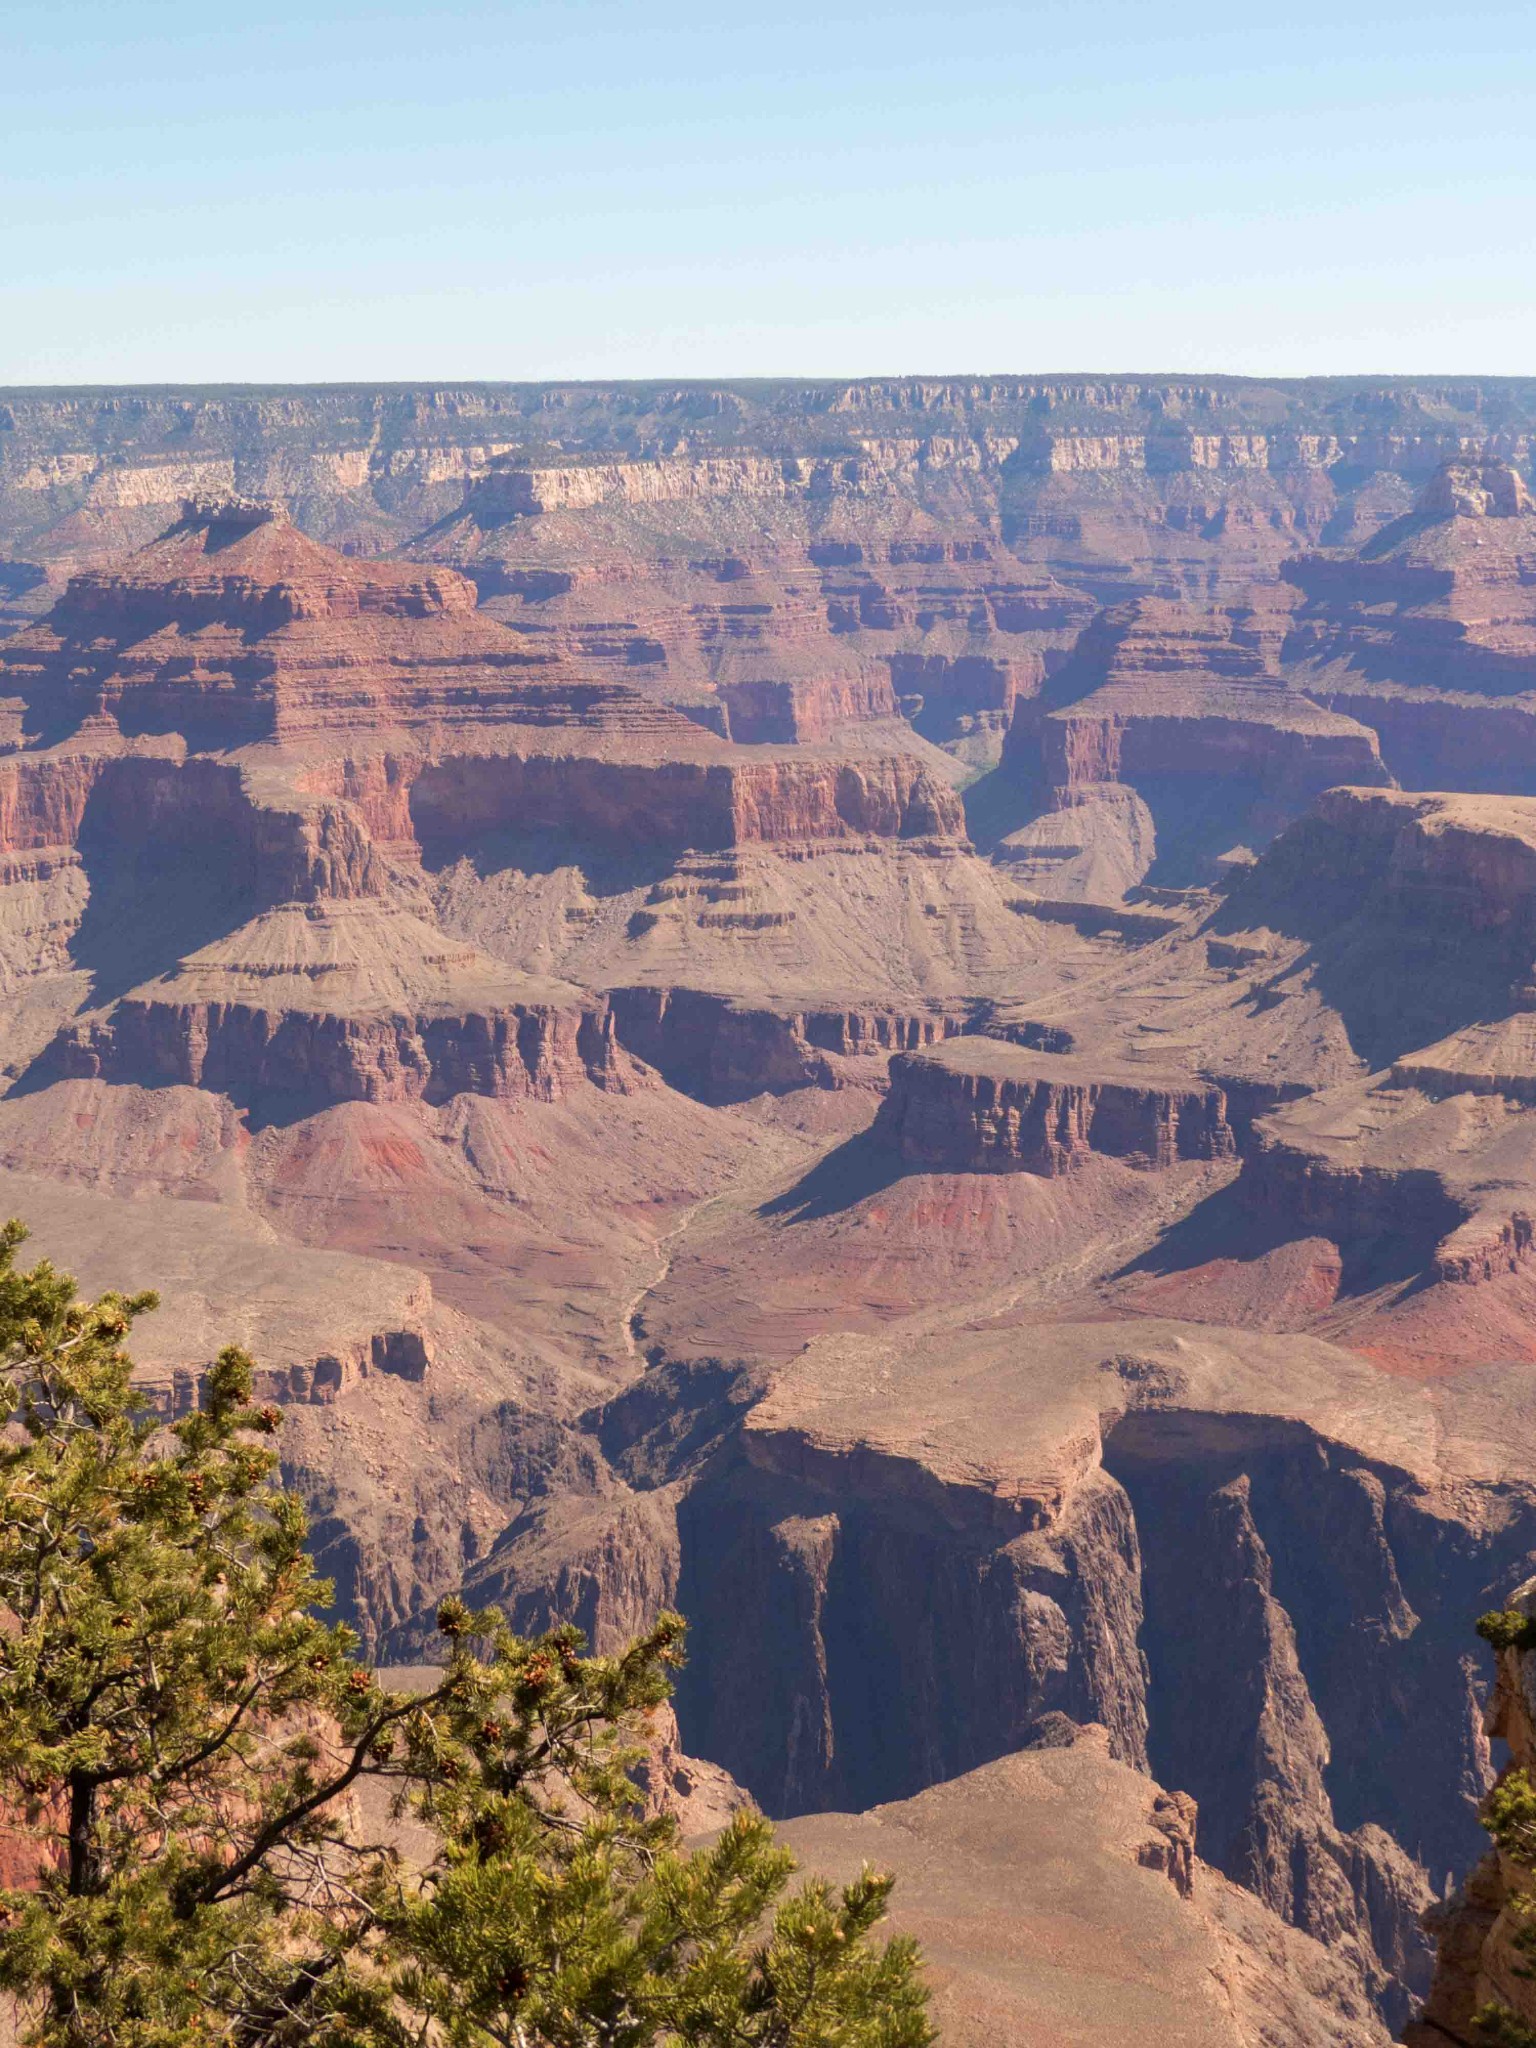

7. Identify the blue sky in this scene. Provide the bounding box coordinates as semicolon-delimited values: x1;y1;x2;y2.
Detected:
3;0;1535;383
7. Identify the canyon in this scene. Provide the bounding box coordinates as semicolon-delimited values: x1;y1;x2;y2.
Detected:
11;377;1536;2037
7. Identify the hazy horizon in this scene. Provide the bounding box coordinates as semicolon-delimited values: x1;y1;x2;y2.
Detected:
5;369;1536;394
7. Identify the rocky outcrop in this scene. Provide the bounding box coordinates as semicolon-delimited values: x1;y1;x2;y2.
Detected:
878;1038;1234;1174
0;497;699;745
887;649;1040;724
674;1454;1150;1816
142;1322;436;1418
1406;1578;1536;2045
49;987;643;1112
718;669;896;744
1253;786;1536;951
1113;1457;1432;2028
631;1703;755;1834
778;1738;1393;2047
0;750;388;1000
1240;1134;1469;1267
1285;459;1536;714
999;598;1389;873
1041;692;1386;808
1418;458;1536;521
407;748;964;857
457;1314;1529;2023
609;986;966;1103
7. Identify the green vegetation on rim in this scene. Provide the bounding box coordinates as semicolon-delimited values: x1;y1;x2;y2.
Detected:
0;1219;931;2048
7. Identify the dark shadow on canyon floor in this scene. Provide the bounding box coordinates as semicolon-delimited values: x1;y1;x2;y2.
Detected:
756;1126;904;1223
417;824;681;896
68;850;255;1007
1115;1175;1456;1299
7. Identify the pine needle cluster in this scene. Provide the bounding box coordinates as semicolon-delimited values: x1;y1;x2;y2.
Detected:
0;1222;933;2048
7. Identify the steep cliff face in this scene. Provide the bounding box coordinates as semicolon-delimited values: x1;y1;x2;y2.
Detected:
1279;460;1536;796
879;1038;1235;1174
1240;1134;1470;1269
0;751;386;966
459;453;880;522
1286;459;1536;704
11;388;1536;2046
996;596;1389;885
431;1313;1536;2027
674;1457;1148;1818
141;1319;436;1417
1407;1578;1536;2045
49;989;643;1113
1109;1445;1437;2029
609;986;964;1103
407;748;964;857
887;648;1044;737
1301;688;1536;801
1207;788;1536;1087
1248;787;1536;951
718;669;896;744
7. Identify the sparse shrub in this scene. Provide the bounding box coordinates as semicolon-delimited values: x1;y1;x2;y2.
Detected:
1477;1610;1536;1655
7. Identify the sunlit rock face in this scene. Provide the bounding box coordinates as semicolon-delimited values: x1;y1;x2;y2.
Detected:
6;391;1536;2039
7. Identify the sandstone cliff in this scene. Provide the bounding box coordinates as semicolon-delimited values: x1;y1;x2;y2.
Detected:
1285;459;1536;796
878;1037;1235;1173
431;1309;1536;2027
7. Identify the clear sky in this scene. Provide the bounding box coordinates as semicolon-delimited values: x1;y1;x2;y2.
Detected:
4;0;1535;384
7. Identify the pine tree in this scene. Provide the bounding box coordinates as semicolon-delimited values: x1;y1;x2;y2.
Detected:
0;1222;933;2048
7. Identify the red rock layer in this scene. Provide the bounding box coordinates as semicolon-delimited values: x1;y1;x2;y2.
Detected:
0;499;701;744
1260;787;1536;947
401;750;964;858
423;457;1093;750
879;1042;1235;1174
1006;597;1387;804
50;992;644;1110
0;751;383;904
1284;459;1536;701
719;669;896;743
888;649;1044;723
1239;1140;1468;1267
609;986;967;1102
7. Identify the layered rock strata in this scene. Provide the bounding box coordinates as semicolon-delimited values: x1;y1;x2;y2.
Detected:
10;377;1535;589
1245;786;1536;953
1030;597;1382;786
1286;460;1536;700
998;596;1390;887
1285;460;1536;797
42;905;648;1112
448;1312;1532;2024
878;1037;1235;1173
402;749;964;857
9;398;1536;2042
1;497;691;745
609;986;967;1103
